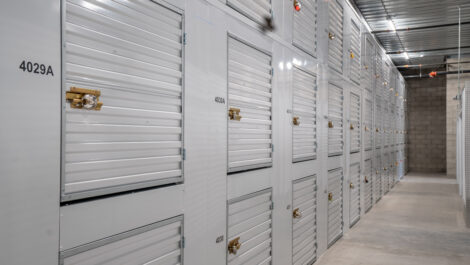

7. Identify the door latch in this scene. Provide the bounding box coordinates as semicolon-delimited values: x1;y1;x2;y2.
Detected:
66;87;103;110
228;237;241;255
228;107;242;121
328;192;333;201
293;208;302;219
328;121;334;128
350;182;355;189
328;32;335;40
293;116;300;126
364;176;369;183
350;124;354;130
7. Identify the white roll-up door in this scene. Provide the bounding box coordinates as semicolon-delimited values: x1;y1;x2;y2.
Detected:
375;97;382;149
227;189;273;265
364;158;373;212
363;37;374;93
349;92;361;153
364;98;373;150
62;0;184;201
374;153;382;202
383;152;389;194
60;216;183;265
349;20;361;85
292;176;317;265
293;0;317;56
349;163;361;226
327;168;343;247
227;0;272;25
228;36;273;173
328;0;344;73
328;83;344;157
292;67;318;162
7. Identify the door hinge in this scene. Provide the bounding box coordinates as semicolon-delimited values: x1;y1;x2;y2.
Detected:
183;33;187;45
182;148;186;160
181;236;186;248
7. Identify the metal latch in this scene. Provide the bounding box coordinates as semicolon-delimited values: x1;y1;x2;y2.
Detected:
328;32;335;40
328;121;334;128
293;208;302;219
66;87;103;110
364;176;369;183
293;116;300;126
328;192;333;201
350;182;355;189
350;124;354;130
376;128;379;132
228;237;241;255
365;126;369;132
228;107;242;121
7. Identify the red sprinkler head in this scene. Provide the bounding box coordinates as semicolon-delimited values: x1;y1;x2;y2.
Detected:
429;71;437;78
294;0;301;11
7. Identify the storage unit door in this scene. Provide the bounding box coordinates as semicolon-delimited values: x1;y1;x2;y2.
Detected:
349;92;361;153
60;216;183;265
62;0;184;201
328;0;344;73
363;36;374;93
292;67;318;162
292;176;317;265
293;0;317;56
227;0;272;25
328;83;344;157
374;154;382;201
349;163;361;226
375;97;382;149
327;168;343;247
364;98;373;150
364;158;373;212
227;189;273;265
228;36;273;173
349;20;361;85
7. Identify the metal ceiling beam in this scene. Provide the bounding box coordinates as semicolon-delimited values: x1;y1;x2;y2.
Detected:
387;46;470;55
372;21;470;33
396;61;470;68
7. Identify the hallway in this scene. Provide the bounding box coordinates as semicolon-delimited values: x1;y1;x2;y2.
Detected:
316;173;470;265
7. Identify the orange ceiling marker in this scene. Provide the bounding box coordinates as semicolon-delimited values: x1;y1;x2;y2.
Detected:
429;71;437;78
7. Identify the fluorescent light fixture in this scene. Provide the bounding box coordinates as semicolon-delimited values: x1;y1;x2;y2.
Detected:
420;54;424;57
404;52;410;60
388;20;396;32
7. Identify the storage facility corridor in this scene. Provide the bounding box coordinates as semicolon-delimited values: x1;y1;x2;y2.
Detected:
2;0;470;265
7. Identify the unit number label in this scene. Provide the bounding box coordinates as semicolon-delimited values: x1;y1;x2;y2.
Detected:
19;60;54;76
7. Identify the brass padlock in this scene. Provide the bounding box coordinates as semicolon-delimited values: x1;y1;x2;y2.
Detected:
228;237;242;255
328;121;334;128
293;208;302;219
376;128;379;132
364;176;369;183
293;116;300;126
350;50;355;59
395;161;399;166
350;182;354;189
350;124;354;130
364;65;368;70
365;126;369;132
66;87;103;110
228;107;242;121
328;192;333;201
384;167;387;171
328;32;335;40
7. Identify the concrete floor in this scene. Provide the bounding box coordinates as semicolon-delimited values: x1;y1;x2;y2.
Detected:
316;173;470;265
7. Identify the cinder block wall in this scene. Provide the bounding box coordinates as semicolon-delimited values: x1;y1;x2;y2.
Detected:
406;76;447;173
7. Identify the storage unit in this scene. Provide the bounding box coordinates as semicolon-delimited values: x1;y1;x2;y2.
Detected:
349;20;361;85
228;36;273;173
327;168;344;247
350;92;361;153
292;176;318;265
292;67;318;162
328;83;344;157
60;216;184;265
227;0;272;25
364;158;373;211
293;0;318;56
227;189;273;265
349;163;361;226
61;0;184;201
328;0;344;73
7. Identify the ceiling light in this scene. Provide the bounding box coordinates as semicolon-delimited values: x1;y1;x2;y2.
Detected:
388;20;396;32
420;54;424;58
404;52;409;60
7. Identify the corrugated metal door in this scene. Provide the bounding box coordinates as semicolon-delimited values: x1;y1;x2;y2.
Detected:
375;97;382;149
227;0;272;25
327;168;343;247
328;83;344;157
328;0;343;73
364;99;373;151
363;36;374;93
227;189;273;265
292;176;317;265
374;153;382;201
228;36;273;173
364;158;373;211
293;0;317;56
292;67;318;162
350;92;361;153
60;216;183;265
349;163;361;226
62;0;184;201
349;20;361;85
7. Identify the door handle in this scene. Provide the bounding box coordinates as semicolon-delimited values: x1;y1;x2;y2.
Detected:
66;87;103;110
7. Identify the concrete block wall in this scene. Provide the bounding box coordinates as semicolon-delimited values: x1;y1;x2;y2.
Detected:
406;76;447;173
447;58;470;178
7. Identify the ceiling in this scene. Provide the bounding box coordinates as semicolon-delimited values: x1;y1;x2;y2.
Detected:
352;0;470;71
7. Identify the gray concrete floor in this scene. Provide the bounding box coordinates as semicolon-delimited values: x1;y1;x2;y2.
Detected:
316;173;470;265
